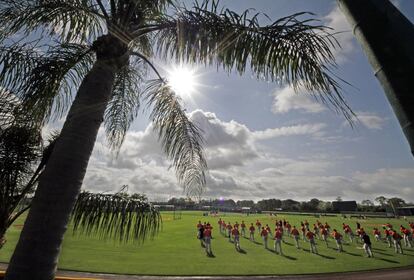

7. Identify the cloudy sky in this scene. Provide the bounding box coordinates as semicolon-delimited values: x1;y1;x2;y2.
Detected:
79;0;414;203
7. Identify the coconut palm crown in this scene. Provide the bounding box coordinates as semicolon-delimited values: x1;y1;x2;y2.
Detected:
0;0;353;279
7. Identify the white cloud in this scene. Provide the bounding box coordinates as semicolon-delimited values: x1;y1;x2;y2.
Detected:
355;112;385;130
342;111;385;130
253;123;326;140
272;85;325;114
323;5;355;64
82;110;332;199
80;109;413;202
352;168;414;199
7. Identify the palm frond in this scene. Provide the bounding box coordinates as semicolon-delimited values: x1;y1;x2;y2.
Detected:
120;0;176;27
0;0;105;43
0;124;42;206
130;34;153;57
0;42;94;125
0;88;20;127
144;79;207;197
71;191;161;243
153;1;354;121
104;58;147;151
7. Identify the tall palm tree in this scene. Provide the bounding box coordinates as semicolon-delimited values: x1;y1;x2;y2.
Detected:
0;1;353;279
0;126;41;250
338;0;414;156
0;90;44;250
0;91;160;252
0;125;57;250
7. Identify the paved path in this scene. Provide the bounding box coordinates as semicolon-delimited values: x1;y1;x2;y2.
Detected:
1;263;414;280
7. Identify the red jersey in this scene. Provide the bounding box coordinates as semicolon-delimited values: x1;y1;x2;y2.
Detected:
256;221;261;227
306;231;315;240
197;223;202;229
301;226;306;233
320;228;328;236
392;231;401;239
226;224;232;230
384;229;390;236
204;228;211;237
332;231;341;240
260;229;268;237
373;229;380;235
274;230;282;239
232;228;240;236
249;225;255;232
324;223;330;229
403;228;410;235
291;228;299;236
241;223;246;228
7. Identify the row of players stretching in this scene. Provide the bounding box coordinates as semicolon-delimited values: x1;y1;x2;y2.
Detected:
196;219;414;257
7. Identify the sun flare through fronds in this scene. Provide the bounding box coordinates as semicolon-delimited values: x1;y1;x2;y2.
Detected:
167;65;198;98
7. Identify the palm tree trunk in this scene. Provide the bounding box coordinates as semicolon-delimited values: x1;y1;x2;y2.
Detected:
0;231;6;250
5;59;120;280
338;0;414;157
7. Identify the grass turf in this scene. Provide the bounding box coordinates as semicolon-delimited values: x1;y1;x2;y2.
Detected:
0;211;413;275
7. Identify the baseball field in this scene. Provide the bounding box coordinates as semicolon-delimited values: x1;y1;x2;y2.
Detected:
0;211;413;275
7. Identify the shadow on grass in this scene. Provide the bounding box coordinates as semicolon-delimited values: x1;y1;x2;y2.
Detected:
268;249;297;260
402;252;414;257
343;251;362;257
372;250;393;256
403;248;414;255
207;252;216;258
372;247;386;251
282;254;297;260
283;241;294;246
251;240;262;245
237;248;247;254
316;253;336;260
329;247;359;256
378;257;399;264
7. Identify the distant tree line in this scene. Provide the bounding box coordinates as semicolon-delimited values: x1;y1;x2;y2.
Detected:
160;196;411;213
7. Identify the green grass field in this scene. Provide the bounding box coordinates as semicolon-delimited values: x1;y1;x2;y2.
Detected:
1;211;413;275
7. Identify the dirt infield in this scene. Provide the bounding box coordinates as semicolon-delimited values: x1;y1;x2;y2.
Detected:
1;263;414;280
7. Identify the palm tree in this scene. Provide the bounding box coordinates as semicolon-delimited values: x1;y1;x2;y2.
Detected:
0;1;353;278
0;91;160;252
72;187;161;244
338;0;414;156
0;125;40;250
0;124;56;250
0;90;44;250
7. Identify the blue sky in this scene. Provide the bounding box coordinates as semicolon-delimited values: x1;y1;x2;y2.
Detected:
79;0;414;203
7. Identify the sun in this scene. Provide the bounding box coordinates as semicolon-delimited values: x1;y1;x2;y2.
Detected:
167;65;197;98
